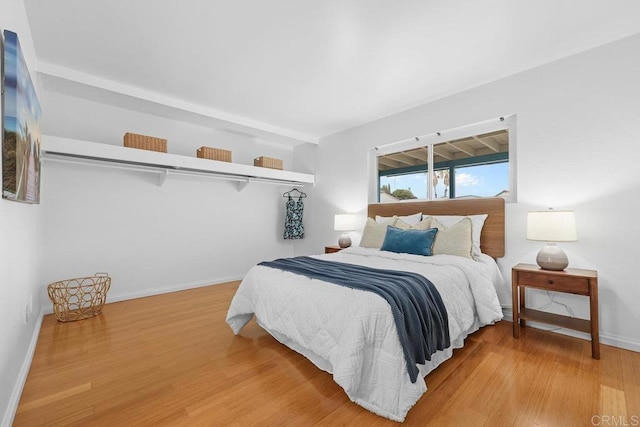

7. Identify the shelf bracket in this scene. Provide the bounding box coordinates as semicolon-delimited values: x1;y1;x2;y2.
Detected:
158;170;169;187
236;179;250;192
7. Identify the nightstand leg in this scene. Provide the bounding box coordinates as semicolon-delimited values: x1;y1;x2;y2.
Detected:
512;270;520;338
519;284;526;329
590;279;600;359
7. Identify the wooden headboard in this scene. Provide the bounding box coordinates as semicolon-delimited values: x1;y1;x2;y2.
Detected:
368;198;505;258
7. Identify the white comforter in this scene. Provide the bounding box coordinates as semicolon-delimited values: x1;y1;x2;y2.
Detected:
226;247;503;422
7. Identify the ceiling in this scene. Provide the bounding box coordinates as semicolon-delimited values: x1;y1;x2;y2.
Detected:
24;0;640;145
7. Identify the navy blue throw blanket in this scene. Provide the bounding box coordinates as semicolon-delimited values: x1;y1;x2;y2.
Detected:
258;256;450;383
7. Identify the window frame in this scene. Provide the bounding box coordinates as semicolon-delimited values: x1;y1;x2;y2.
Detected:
371;115;517;203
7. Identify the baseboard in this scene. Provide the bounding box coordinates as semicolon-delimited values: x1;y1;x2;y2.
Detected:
105;275;245;305
2;310;45;427
501;306;640;353
40;275;244;314
599;332;640;353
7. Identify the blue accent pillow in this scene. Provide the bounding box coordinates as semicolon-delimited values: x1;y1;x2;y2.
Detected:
380;226;438;256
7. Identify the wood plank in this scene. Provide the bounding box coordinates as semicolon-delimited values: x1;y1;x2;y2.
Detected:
445;140;475;157
16;383;92;413
519;308;591;333
473;135;500;152
385;152;421;166
14;282;640;426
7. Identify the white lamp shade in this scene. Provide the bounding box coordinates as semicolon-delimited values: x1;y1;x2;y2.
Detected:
334;214;356;231
527;210;577;242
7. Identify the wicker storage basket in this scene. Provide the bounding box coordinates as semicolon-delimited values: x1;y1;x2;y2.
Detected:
197;146;232;162
123;133;167;153
254;156;283;170
47;273;111;322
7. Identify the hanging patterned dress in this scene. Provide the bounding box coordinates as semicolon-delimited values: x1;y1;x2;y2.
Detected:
283;195;304;239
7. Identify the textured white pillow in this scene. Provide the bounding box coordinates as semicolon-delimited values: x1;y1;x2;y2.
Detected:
431;218;473;259
360;217;396;248
395;218;432;230
374;215;398;225
376;212;422;226
425;214;488;259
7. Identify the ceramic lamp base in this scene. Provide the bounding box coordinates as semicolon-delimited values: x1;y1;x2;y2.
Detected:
338;233;352;248
536;243;568;271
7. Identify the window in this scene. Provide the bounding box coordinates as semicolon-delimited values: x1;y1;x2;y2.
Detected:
375;116;516;203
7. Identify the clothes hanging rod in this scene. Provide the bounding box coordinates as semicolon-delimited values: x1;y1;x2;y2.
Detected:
44;155;310;187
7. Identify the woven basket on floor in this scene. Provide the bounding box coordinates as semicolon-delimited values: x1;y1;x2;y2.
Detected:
47;273;111;322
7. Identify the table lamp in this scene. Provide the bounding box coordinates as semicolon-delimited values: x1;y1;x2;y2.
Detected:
334;214;356;248
527;209;577;270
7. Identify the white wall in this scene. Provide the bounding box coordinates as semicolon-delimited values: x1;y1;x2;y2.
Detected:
2;17;302;423
296;34;640;351
0;1;44;425
41;157;296;303
38;92;300;305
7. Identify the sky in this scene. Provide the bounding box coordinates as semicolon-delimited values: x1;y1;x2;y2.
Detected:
380;162;508;199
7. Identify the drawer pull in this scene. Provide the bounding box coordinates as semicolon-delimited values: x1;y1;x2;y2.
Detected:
548;279;554;285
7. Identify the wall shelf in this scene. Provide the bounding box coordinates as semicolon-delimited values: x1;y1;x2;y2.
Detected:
42;136;315;190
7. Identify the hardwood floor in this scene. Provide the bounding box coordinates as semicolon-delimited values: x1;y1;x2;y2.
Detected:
15;281;640;426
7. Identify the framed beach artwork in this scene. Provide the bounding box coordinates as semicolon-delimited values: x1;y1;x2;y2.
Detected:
2;29;42;204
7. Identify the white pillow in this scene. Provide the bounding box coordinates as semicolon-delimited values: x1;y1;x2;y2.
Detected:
431;218;473;259
376;212;422;226
424;214;488;259
395;218;433;230
360;217;395;248
374;215;398;225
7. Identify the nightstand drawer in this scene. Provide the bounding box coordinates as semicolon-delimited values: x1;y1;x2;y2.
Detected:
519;272;589;295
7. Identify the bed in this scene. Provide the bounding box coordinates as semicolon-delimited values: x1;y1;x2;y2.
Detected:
226;198;505;422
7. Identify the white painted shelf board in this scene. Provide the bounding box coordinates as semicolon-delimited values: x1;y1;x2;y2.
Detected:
42;136;315;186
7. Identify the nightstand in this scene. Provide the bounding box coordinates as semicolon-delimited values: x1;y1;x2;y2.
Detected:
512;263;599;359
324;245;343;254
